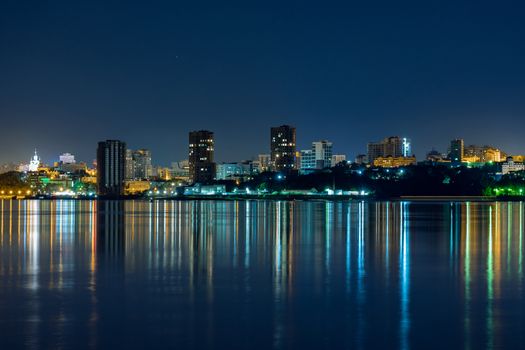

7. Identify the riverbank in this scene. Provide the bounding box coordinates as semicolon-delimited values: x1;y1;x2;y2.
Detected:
2;194;525;201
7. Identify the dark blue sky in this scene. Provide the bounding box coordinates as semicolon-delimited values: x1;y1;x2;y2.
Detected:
1;0;524;165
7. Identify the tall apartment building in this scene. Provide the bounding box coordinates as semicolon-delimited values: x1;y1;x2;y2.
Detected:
449;139;464;163
367;136;411;163
270;125;296;171
97;140;126;196
131;149;152;179
189;130;216;183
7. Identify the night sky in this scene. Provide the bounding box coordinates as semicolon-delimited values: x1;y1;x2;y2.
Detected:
1;0;524;165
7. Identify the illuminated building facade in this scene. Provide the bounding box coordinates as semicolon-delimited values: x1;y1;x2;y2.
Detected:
28;150;40;172
189;130;216;184
59;153;75;164
271;125;296;171
96;140;126;196
124;180;151;195
125;149;134;179
501;156;525;175
373;156;417;168
367;136;411;163
464;145;503;163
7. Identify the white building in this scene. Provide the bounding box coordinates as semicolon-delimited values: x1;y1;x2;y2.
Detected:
501;157;525;175
28;150;40;172
216;162;254;180
312;141;333;169
300;141;334;174
59;152;75;164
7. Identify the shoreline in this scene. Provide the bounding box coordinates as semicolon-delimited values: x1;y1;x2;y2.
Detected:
1;194;523;202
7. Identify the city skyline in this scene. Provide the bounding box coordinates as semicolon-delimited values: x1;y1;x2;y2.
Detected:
1;1;525;164
2;130;521;169
2;2;525;349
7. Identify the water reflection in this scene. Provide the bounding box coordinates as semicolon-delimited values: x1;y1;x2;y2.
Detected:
0;199;524;349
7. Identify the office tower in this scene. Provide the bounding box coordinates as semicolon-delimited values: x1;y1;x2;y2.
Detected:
97;140;126;196
449;139;464;163
312;140;333;169
270;125;296;171
125;149;153;180
367;136;410;163
299;149;315;174
132;149;152;179
189;130;216;183
59;153;75;164
125;149;134;180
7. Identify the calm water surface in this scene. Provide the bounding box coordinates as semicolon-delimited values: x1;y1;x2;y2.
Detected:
0;199;524;349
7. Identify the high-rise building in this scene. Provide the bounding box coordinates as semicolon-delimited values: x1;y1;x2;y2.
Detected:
125;149;153;180
312;140;333;169
449;139;464;163
367;136;411;163
125;149;134;180
97;140;126;196
189;130;216;183
132;149;152;179
271;125;296;171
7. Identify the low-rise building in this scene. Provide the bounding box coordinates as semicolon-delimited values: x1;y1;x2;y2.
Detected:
501;157;525;175
373;156;416;168
216;162;255;181
125;180;151;195
331;154;346;167
183;184;226;195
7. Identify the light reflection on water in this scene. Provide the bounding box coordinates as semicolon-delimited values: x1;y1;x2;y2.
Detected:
0;199;524;349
